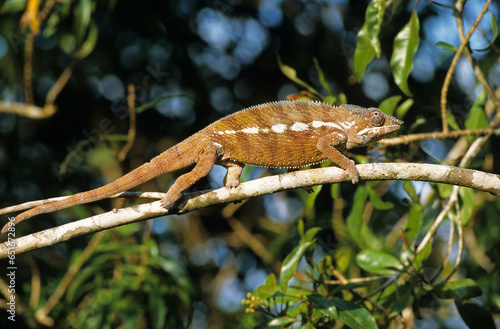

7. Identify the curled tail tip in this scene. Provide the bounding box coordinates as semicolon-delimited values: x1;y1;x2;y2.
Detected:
1;209;36;234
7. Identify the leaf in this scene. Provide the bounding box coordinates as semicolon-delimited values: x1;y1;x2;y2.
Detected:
254;273;278;299
346;186;368;247
403;181;419;203
353;0;385;80
390;11;420;96
459;187;474;227
309;295;379;329
74;0;92;46
277;55;321;97
268;317;296;327
446;109;461;131
328;298;378;329
465;91;488;130
0;0;27;14
436;183;453;199
435;41;457;51
331;183;339;199
473;11;498;52
434;278;483;301
136;95;189;114
367;185;394;210
378;96;402;116
308;294;339;319
76;20;98;59
313;58;334;98
302;227;321;244
395;98;413;118
455;299;496;329
356;249;402;275
279;241;314;291
404;202;423;244
414;236;432;269
491;11;499;42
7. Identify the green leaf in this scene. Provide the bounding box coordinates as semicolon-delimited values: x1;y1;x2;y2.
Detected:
378;96;402;116
0;0;27;14
353;0;385;80
309;295;379;329
491;11;499;42
413;236;432;269
308;294;339;319
254;273;278;299
404;202;423;244
436;183;453;199
324;96;337;105
403;181;419;203
455;299;496;329
459;187;474;227
74;0;92;46
136;95;189;114
465;91;488;130
356;249;403;275
313;58;334;99
367;185;394;210
59;33;76;55
446;109;461;131
279;241;314;291
395;98;413;119
302;227;321;244
268;317;296;327
490;11;499;46
76;20;99;59
298;218;305;238
346;186;369;247
331;183;339;199
329;298;378;329
390;11;420;96
434;278;483;301
435;41;457;51
277;56;321;97
473;11;498;52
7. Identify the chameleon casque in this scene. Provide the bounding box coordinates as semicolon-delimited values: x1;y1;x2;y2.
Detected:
3;100;402;233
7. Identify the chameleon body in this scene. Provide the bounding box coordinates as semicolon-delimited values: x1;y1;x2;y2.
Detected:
4;100;402;232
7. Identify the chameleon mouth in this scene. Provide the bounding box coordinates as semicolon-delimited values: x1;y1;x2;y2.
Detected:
358;124;402;136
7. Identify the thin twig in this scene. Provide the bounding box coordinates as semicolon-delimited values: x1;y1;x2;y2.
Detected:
455;0;499;108
379;128;500;146
440;0;491;133
34;231;106;325
118;84;137;161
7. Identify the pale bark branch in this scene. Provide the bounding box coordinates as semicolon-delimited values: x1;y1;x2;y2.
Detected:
1;162;499;258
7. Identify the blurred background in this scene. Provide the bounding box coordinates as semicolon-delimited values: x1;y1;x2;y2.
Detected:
0;0;499;328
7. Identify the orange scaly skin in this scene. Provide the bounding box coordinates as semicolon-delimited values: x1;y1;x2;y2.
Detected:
3;100;402;233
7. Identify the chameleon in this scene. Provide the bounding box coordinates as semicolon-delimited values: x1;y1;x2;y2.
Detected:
3;100;402;233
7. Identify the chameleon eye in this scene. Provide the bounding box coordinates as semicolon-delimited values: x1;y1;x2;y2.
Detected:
368;109;385;126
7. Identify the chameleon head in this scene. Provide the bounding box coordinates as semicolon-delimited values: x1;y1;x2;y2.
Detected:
342;105;403;147
359;107;403;135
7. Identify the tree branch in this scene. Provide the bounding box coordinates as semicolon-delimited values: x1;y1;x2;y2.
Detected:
1;163;498;258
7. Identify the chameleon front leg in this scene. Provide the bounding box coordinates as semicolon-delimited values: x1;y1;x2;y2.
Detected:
223;163;244;187
317;134;359;184
161;143;221;207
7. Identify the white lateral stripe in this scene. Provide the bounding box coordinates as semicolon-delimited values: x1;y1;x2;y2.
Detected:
290;122;309;131
241;127;260;134
271;124;287;133
214;120;354;135
311;121;343;130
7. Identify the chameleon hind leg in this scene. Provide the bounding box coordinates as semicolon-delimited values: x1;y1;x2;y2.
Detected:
161;143;221;207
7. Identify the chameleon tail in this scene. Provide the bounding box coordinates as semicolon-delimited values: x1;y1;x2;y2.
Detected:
3;136;200;233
